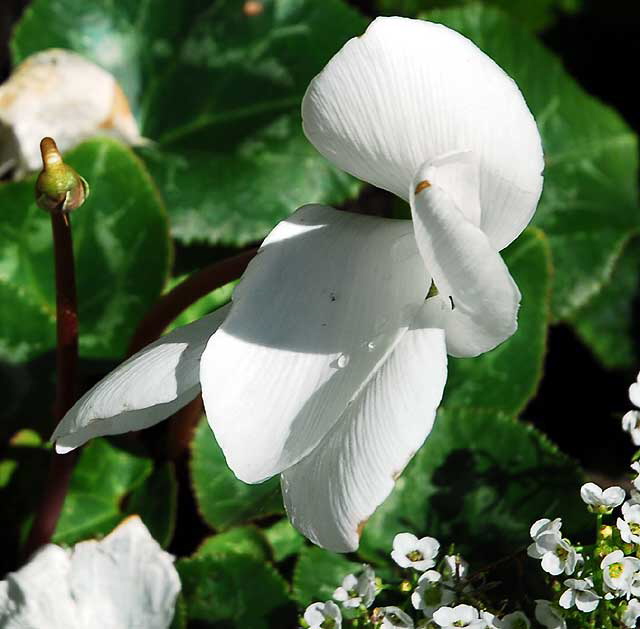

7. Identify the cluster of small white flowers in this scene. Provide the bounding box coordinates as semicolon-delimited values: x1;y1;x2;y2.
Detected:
300;532;529;628
524;371;640;628
529;479;640;628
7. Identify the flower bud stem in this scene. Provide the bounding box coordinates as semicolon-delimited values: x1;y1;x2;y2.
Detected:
24;143;82;559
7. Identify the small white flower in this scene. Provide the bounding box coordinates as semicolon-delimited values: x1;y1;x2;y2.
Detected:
618;502;640;544
483;611;530;629
304;601;342;629
528;518;562;550
391;533;439;571
558;577;600;612
411;570;455;617
534;601;566;629
623;411;640;446
601;550;640;598
333;565;376;608
629;372;640;408
623;598;640;628
442;554;469;580
0;517;179;629
527;520;579;576
432;604;486;628
579;482;625;513
377;606;414;628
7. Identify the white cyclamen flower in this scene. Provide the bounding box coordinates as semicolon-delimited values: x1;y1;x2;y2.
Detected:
50;17;543;553
622;411;640;447
411;570;454;617
558;577;600;612
432;604;486;628
580;482;625;512
304;601;342;629
527;519;579;576
534;601;566;629
482;611;530;629
333;565;376;608
618;501;640;544
391;533;439;571
601;550;640;598
623;599;640;628
0;517;179;629
377;606;415;628
0;49;143;177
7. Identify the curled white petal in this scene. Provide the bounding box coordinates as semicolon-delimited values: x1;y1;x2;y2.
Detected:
410;154;520;357
52;306;229;452
302;16;543;251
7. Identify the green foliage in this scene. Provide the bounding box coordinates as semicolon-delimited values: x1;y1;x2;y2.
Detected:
198;526;272;562
190;416;283;530
12;0;365;246
445;228;551;415
0;431;49;573
377;0;582;31
359;407;589;563
177;553;290;627
571;237;640;368
0;138;171;363
293;545;361;607
53;438;152;544
265;518;305;562
126;461;178;548
425;5;640;355
165;279;236;332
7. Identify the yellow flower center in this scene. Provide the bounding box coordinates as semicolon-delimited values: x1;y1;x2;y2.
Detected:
609;562;625;579
406;550;424;562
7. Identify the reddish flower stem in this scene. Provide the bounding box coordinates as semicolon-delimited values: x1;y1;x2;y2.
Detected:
128;247;258;354
24;210;80;557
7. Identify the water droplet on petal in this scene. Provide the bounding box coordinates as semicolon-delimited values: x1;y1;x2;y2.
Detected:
367;341;376;351
337;353;349;368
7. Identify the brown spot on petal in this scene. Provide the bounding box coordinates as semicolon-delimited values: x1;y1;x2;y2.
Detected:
243;1;264;16
414;179;431;195
357;519;368;537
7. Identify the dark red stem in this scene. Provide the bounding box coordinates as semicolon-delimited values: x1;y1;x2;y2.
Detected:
128;247;258;354
24;212;79;557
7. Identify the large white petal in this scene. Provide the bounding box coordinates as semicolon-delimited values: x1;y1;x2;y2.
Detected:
200;204;430;483
281;303;447;552
302;16;543;250
410;156;520;357
70;517;180;628
0;546;79;629
0;518;179;629
52;305;229;453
